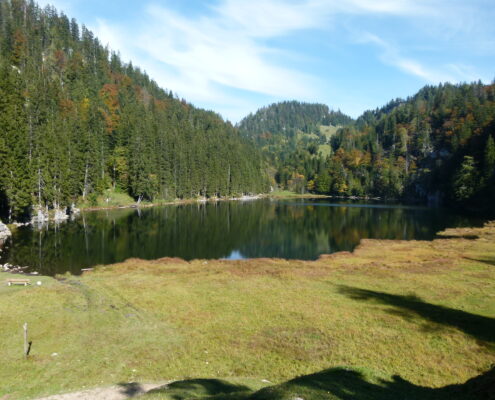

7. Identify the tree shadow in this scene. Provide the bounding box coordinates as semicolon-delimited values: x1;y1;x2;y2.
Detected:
250;366;495;400
435;234;479;240
147;379;252;399
141;367;494;400
337;286;495;345
464;257;495;267
118;382;147;397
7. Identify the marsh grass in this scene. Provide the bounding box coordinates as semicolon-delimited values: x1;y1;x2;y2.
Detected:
1;223;494;399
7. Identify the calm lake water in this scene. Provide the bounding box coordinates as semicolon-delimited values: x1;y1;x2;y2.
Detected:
0;199;483;276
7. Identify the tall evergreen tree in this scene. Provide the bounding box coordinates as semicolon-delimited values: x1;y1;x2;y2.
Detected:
0;0;268;220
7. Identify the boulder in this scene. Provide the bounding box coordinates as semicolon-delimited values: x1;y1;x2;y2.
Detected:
31;207;49;224
0;219;11;242
53;207;69;222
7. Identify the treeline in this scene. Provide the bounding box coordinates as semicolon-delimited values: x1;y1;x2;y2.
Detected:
250;84;495;209
239;101;353;142
0;0;267;220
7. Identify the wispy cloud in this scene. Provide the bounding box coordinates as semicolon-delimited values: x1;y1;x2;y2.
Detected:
92;1;331;121
37;0;495;120
356;32;489;84
90;0;435;120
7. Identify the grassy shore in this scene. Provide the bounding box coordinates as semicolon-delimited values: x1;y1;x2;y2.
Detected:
1;223;494;399
267;190;331;199
75;190;330;213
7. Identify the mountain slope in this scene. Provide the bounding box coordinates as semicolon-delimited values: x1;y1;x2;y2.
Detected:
240;86;495;209
238;101;353;141
0;0;268;220
327;82;495;207
238;101;353;192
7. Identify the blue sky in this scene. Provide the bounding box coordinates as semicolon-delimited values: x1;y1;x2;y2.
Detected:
37;0;495;122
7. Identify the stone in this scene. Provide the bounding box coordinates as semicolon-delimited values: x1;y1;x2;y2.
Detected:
0;220;12;242
31;207;48;224
53;207;69;222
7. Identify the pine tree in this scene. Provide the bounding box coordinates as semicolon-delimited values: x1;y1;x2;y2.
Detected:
0;0;268;219
484;135;495;180
453;156;478;202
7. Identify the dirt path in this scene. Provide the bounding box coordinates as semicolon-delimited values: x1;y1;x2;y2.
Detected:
36;382;168;400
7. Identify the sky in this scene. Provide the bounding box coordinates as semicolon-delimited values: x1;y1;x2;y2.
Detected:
37;0;495;123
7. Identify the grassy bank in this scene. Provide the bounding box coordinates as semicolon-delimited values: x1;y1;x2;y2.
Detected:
1;223;494;399
267;190;331;199
75;189;329;213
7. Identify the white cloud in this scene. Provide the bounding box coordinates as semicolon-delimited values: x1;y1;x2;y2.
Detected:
356;32;487;84
139;4;319;97
90;0;439;121
91;1;330;122
46;0;493;120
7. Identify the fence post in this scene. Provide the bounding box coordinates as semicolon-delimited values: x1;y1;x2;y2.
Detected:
23;323;28;358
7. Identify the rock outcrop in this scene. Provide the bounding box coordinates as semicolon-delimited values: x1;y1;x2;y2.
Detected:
0;220;11;242
53;207;69;222
31;207;49;225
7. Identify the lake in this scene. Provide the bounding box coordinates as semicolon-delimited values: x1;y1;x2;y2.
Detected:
0;199;483;276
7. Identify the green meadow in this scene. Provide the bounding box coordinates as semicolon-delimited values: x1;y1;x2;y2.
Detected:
1;223;494;399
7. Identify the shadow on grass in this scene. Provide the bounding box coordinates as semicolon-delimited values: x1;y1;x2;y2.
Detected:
436;234;479;240
250;366;495;400
465;257;495;267
118;382;148;397
338;286;495;345
147;379;252;399
143;367;495;400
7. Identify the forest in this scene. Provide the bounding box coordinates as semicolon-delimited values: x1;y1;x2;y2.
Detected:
238;101;354;193
1;0;494;223
0;0;267;221
240;87;495;210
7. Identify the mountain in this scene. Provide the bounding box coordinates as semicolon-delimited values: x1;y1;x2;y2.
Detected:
241;85;495;210
238;101;353;140
327;82;495;208
238;101;353;192
0;0;268;221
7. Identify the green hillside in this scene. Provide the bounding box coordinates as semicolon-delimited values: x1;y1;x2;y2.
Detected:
238;101;353;192
240;85;495;211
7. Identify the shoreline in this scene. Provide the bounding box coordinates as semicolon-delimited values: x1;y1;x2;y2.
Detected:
76;192;402;214
2;193;416;221
2;221;492;278
76;193;334;213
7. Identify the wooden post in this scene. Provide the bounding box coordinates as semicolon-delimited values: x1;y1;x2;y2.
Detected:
23;323;28;358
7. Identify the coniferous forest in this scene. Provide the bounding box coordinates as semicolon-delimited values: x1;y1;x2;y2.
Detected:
0;0;267;221
1;0;494;222
239;87;495;211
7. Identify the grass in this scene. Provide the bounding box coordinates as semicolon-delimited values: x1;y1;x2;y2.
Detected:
317;144;332;157
142;366;495;399
319;125;339;139
77;189;140;209
0;223;494;399
268;190;330;198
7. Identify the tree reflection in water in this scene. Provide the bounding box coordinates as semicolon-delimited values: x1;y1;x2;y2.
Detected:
0;199;482;275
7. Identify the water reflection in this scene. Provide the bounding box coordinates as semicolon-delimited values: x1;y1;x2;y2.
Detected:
0;199;482;275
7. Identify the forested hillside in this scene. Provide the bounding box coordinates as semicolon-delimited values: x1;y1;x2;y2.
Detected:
0;0;267;221
238;101;353;192
325;82;495;207
245;85;495;209
239;101;353;141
